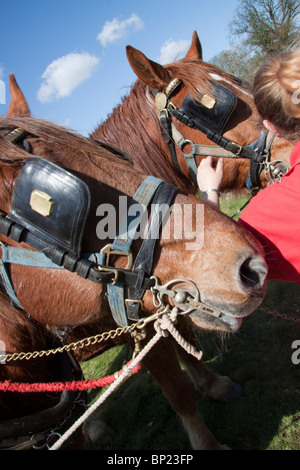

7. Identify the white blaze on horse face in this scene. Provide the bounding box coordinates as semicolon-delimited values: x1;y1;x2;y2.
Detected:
209;73;253;99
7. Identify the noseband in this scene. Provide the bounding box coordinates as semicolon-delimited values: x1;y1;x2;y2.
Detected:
147;77;289;193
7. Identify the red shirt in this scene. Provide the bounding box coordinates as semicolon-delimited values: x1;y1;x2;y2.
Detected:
239;140;300;284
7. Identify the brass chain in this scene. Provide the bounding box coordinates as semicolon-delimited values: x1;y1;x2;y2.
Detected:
1;306;169;363
4;303;298;364
261;307;300;323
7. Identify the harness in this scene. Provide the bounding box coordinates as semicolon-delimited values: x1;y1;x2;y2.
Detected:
0;157;167;326
0;126;224;450
147;77;289;192
0;129;222;329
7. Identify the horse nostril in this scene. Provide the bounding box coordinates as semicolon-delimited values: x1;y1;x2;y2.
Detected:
239;256;267;290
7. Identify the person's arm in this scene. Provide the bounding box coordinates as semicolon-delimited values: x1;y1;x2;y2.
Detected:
197;157;224;209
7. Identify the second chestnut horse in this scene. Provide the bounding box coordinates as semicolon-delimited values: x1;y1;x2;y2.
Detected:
0;110;267;449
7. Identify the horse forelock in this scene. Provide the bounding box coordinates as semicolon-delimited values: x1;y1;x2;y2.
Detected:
167;59;240;99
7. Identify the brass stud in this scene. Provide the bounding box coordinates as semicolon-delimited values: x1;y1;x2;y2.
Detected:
155;92;168;111
30;189;54;217
200;94;216;109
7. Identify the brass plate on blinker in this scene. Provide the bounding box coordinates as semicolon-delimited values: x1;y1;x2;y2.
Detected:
200;94;216;109
30;189;54;217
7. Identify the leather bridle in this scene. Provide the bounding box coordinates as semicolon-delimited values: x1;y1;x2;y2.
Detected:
147;77;289;193
0;127;224;328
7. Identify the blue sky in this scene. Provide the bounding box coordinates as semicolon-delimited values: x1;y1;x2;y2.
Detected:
0;0;240;135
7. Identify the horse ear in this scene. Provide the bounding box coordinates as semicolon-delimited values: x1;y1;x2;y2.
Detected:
7;73;31;117
126;46;172;90
185;31;203;60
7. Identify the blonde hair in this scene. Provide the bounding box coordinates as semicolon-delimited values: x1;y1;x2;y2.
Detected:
253;48;300;139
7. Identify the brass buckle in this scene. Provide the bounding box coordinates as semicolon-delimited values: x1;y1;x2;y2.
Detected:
97;265;119;286
98;244;133;286
234;143;243;156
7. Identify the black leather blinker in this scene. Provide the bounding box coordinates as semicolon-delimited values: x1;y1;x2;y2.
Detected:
8;157;91;256
172;80;237;135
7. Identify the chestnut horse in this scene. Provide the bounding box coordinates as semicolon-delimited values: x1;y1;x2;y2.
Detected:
0;113;267;449
91;31;292;195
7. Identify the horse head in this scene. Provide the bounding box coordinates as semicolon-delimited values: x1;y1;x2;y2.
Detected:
0;105;268;449
0;115;267;332
92;31;292;194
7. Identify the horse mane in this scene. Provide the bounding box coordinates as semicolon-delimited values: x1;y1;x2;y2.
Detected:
92;82;194;190
0;117;133;170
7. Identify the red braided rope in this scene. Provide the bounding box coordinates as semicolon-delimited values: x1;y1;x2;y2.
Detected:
0;361;141;393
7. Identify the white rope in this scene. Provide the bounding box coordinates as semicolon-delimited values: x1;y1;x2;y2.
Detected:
49;308;203;450
48;331;162;450
155;311;203;361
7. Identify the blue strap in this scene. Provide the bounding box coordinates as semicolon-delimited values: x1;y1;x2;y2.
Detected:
112;176;163;253
0;244;139;317
0;245;99;311
0;258;24;310
0;245;65;268
107;176;163;326
0;243;65;311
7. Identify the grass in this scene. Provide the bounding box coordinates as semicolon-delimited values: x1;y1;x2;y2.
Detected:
219;191;252;219
80;192;300;451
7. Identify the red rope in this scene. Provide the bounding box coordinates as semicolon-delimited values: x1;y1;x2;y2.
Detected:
0;361;141;393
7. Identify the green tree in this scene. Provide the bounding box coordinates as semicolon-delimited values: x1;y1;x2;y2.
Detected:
210;1;300;83
210;45;257;83
230;0;300;57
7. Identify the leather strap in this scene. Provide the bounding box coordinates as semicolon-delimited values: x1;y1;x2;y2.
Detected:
0;349;85;448
126;183;177;321
106;176;163;326
0;177;165;319
159;110;182;174
247;130;269;191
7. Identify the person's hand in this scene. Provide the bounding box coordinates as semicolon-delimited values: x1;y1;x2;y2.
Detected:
197;157;224;192
197;157;224;209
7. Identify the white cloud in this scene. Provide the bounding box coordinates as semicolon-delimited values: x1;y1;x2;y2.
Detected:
37;52;99;103
158;39;190;65
97;13;144;47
